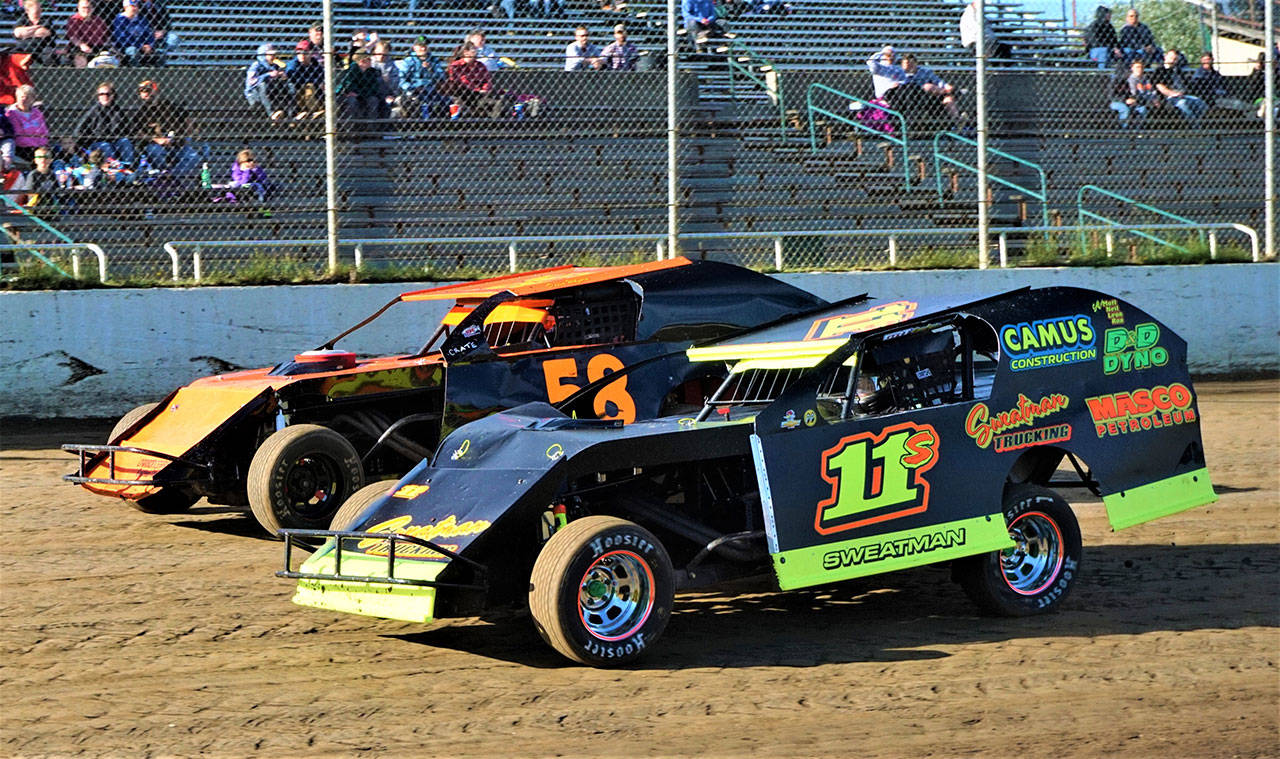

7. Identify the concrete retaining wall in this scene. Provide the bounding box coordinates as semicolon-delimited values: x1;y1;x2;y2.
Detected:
2;264;1274;418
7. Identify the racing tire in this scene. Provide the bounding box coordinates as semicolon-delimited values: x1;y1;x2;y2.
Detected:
957;484;1083;617
109;402;159;442
247;424;365;536
330;479;399;531
109;402;198;515
529;515;674;667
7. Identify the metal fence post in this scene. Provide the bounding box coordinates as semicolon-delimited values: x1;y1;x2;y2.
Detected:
1265;0;1275;260
666;0;679;259
773;237;783;270
323;0;340;274
508;242;518;272
193;246;202;283
975;0;990;270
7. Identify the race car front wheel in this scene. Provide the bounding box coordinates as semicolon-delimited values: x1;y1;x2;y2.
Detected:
109;402;198;514
956;484;1082;616
109;402;159;442
248;424;365;536
330;479;399;531
529;516;674;666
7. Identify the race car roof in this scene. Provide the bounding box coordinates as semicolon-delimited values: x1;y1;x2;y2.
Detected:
687;293;993;369
398;258;693;301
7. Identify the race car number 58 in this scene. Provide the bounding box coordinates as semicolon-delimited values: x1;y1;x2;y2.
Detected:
542;355;637;424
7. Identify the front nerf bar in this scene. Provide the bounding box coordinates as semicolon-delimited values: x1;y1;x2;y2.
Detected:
61;443;210;486
277;528;489;592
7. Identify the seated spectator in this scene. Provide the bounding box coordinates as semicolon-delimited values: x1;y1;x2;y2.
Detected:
112;0;157;66
1109;60;1145;129
1188;52;1227;108
370;40;399;119
245;44;291;122
866;45;905;102
345;28;375;67
1126;58;1159;116
959;0;1011;60
443;41;511;120
1151;48;1207;126
682;0;727;51
10;0;52;62
66;0;109;68
69;148;107;188
338;51;381;127
565;26;603;71
599;24;639;71
228;148;271;203
301;22;323;53
137;0;176;64
1118;8;1160;64
1;83;47;169
901;54;960;121
1083;6;1120;70
396;36;447;119
16;145;59;212
133;79;204;176
465;30;511;71
286;40;324;120
73;80;135;164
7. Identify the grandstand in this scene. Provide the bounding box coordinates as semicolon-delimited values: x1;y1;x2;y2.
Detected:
8;0;1269;273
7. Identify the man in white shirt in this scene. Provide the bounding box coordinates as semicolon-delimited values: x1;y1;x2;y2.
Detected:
564;26;603;71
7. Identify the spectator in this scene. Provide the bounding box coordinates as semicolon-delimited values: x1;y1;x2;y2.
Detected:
565;26;603;71
396;36;447;119
682;0;727;51
1150;48;1207;126
228;148;271;203
16;145;59;212
302;22;323;53
338;51;381;127
345;28;375;67
599;24;639;70
901;54;960;121
1083;6;1120;70
1118;8;1160;64
286;39;324;120
866;45;906;101
866;47;958;122
465;30;509;71
136;0;176;63
370;40;400;119
2;83;47;168
112;0;156;66
1108;60;1145;129
66;0;109;68
1125;58;1159;117
245;43;290;122
959;0;1010;60
1188;52;1226;109
133;79;203;176
69;147;108;189
10;0;52;61
73;80;135;164
443;41;510;120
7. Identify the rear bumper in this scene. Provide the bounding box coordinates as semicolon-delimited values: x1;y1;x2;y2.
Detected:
278;528;488;624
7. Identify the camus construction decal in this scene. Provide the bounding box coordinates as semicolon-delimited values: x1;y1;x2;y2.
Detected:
1000;314;1096;372
1086;383;1197;438
965;393;1070;451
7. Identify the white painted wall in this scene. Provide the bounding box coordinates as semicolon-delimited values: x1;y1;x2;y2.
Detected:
1;264;1275;418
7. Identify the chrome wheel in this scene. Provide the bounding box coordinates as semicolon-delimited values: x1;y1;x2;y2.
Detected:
1001;511;1064;596
578;550;655;641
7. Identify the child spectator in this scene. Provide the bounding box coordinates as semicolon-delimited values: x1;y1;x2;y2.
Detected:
1108;60;1145;129
112;0;156;66
286;40;324;120
229;148;271;203
599;24;639;70
1;83;47;168
245;43;290;121
1125;58;1158;115
66;0;108;68
17;146;59;212
338;51;381;127
69;147;106;188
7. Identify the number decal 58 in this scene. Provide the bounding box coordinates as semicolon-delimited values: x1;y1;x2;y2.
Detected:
814;422;940;535
542;354;637;424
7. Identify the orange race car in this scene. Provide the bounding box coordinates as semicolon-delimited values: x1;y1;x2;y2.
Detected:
64;258;827;535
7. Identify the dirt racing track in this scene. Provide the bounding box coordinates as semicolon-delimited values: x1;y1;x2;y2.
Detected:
2;380;1277;758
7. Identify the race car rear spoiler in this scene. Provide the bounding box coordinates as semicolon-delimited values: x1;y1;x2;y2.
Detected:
277;528;489;592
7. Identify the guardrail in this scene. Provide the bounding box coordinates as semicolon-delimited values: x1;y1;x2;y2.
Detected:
162;222;1260;281
933;131;1050;228
0;242;108;282
806;83;911;189
724;41;789;143
1077;184;1206;256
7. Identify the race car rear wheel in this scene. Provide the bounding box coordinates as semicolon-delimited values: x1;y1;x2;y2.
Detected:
248;424;365;536
957;484;1082;616
109;402;159;442
330;479;399;531
529;516;674;666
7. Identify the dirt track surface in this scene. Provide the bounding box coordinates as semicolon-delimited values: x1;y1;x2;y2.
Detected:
2;380;1277;758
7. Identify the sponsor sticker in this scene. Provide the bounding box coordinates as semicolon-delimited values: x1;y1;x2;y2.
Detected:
1103;323;1168;375
804;301;919;341
1086;382;1196;438
1091;298;1125;326
803;409;817;427
780;410;801;430
1000;314;1097;372
356;514;491;558
965;393;1070;449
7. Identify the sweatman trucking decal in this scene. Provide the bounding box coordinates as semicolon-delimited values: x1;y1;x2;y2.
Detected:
964;393;1072;452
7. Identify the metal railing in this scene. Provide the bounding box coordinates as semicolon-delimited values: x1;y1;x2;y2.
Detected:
1076;185;1207;256
724;41;789;143
806;83;911;189
0;242;108;282
933;131;1050;228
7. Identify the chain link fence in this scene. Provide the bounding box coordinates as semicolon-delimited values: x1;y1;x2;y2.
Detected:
0;0;1272;283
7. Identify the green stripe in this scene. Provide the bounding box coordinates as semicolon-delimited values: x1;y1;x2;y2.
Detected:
292;548;444;623
1103;467;1216;531
771;514;1015;590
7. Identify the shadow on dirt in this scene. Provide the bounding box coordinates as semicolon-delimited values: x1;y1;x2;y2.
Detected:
391;541;1279;670
169;508;276;540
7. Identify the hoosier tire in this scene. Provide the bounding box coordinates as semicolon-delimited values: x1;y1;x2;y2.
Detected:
329;479;400;530
247;424;365;536
109;402;198;514
529;516;674;667
957;483;1083;616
